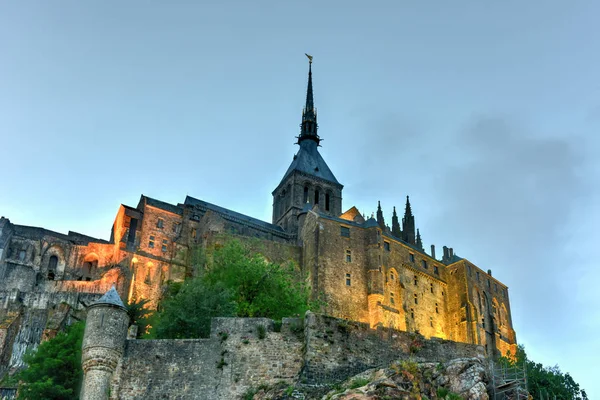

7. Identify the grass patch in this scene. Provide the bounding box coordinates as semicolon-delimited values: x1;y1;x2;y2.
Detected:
349;377;370;389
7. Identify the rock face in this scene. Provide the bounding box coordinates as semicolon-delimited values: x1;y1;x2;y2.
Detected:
253;357;489;400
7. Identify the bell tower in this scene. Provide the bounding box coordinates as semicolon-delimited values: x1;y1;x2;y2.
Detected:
272;55;343;234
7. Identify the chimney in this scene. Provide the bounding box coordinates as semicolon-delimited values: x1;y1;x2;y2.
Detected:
430;244;436;259
449;248;454;259
487;269;492;276
443;246;449;261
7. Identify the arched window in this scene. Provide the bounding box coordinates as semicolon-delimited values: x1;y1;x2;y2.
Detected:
303;186;309;203
314;189;320;205
325;193;331;211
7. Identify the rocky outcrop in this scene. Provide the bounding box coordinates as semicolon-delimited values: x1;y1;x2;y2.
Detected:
251;357;489;400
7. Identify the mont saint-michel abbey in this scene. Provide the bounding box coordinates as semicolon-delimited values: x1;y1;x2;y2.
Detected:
0;60;517;378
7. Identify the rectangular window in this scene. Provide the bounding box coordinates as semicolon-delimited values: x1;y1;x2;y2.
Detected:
434;266;439;275
384;241;390;251
148;235;155;248
467;265;472;276
345;250;352;263
421;260;428;269
162;239;168;253
345;273;351;286
409;253;415;262
173;222;181;234
157;218;164;229
340;226;350;238
390;292;395;305
476;271;480;281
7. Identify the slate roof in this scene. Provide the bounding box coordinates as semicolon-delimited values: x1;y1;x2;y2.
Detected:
139;195;183;216
184;196;287;234
13;225;108;245
94;286;126;309
279;141;340;187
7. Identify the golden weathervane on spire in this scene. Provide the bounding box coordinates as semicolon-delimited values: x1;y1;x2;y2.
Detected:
305;53;313;63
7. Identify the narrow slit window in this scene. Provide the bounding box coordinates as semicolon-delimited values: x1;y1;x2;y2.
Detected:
314;189;320;204
325;193;330;211
414;293;418;305
414;275;418;286
303;186;309;203
430;283;434;293
435;303;439;313
390;292;395;305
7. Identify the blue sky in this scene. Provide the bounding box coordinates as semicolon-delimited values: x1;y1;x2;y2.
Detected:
1;1;599;396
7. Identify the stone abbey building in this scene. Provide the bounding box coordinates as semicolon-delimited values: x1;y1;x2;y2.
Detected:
0;60;517;379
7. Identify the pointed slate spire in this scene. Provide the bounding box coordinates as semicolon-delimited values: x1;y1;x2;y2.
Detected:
94;285;126;309
391;206;401;237
416;229;423;250
376;201;385;229
402;196;416;245
298;55;321;146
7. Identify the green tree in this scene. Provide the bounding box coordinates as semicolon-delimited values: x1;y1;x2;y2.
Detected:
150;279;237;339
125;298;154;338
149;239;316;339
17;322;85;400
498;345;588;400
204;240;314;320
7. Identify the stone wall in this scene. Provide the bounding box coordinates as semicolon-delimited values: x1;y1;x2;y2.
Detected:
114;318;304;400
111;312;483;399
302;312;485;385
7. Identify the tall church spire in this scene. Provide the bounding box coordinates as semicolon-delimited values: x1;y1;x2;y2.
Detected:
298;54;321;146
391;206;401;237
376;201;385;230
402;196;416;245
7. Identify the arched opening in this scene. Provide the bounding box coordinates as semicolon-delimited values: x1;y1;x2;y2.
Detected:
325;193;331;211
303;186;309;204
314;189;320;205
82;254;99;281
48;255;58;280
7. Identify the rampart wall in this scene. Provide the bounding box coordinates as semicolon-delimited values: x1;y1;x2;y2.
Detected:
112;312;484;400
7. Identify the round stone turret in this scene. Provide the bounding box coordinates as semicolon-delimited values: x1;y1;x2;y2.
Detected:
80;286;129;400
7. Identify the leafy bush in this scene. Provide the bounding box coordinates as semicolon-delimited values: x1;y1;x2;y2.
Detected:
257;325;266;339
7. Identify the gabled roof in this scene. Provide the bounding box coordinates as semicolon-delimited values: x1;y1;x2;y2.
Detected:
138;195;183;216
184;196;286;234
279;142;340;187
339;206;364;223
